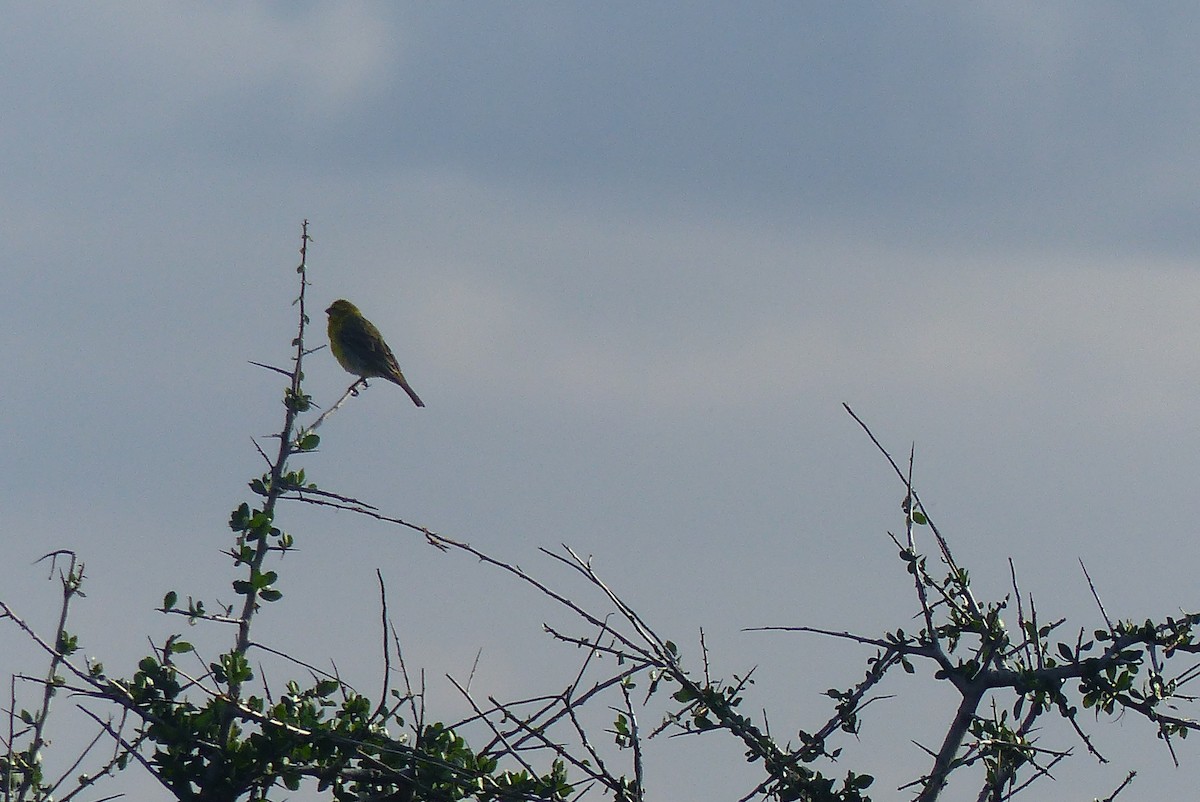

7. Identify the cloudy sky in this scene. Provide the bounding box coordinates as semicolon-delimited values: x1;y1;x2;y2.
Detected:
4;4;1200;799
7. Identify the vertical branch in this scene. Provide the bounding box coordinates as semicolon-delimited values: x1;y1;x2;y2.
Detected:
209;221;314;793
5;673;14;799
618;680;644;801
918;684;985;802
372;569;392;724
905;446;937;640
17;552;84;800
232;221;311;654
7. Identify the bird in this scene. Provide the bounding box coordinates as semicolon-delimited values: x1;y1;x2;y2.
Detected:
326;299;425;407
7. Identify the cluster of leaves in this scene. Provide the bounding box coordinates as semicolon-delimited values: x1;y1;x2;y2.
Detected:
116;648;569;802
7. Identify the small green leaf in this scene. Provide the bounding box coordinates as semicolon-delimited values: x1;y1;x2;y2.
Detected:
252;569;278;590
672;687;696;703
229;503;251;531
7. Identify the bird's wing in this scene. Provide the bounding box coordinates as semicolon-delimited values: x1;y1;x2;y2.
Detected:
340;314;393;360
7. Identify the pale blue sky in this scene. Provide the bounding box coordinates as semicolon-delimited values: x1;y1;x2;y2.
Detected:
4;4;1200;799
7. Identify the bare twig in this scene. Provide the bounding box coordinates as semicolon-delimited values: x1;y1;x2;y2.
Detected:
1079;559;1114;632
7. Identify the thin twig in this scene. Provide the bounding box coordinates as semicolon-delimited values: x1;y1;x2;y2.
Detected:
1079;559;1114;631
299;379;366;436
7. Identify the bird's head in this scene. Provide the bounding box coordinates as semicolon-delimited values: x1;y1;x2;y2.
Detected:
326;299;360;320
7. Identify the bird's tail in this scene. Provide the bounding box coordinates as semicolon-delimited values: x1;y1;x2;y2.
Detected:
394;377;425;407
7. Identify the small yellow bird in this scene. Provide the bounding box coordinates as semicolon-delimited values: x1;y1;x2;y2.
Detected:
326;299;425;407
